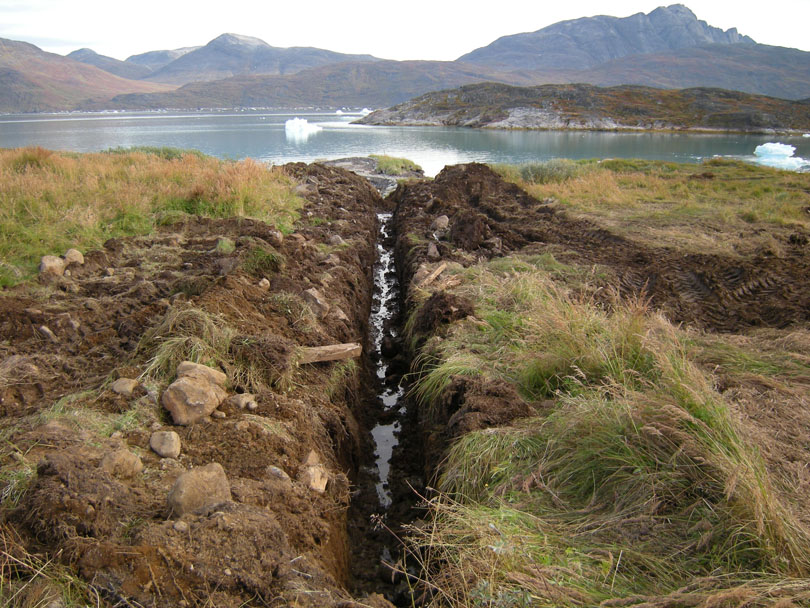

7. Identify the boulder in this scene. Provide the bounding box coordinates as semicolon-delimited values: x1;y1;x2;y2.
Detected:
39;256;65;277
302;288;330;319
176;361;227;387
111;378;139;397
329;234;345;247
300;464;329;493
162;375;228;425
427;242;441;261
167;462;231;516
266;229;284;248
430;215;450;231
64;249;84;265
100;449;143;479
150;431;182;459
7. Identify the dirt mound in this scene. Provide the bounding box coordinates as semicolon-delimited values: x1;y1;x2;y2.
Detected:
391;163;810;332
0;163;394;606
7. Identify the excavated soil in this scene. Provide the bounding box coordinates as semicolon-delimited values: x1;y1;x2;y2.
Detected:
391;163;810;333
0;163;397;607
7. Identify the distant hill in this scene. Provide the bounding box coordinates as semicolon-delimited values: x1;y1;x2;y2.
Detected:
141;33;382;85
125;47;200;72
358;82;810;133
0;38;174;113
93;60;533;110
67;48;152;80
458;4;754;71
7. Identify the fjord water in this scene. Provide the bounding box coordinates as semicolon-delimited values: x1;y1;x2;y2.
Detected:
1;110;808;176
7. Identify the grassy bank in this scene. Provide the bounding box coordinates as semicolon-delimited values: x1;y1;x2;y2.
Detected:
494;158;810;256
0;147;303;286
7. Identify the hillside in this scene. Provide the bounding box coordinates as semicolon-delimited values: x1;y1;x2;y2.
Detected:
459;4;754;70
67;48;152;80
95;60;534;110
125;46;200;72
0;38;174;112
141;33;381;85
358;82;810;133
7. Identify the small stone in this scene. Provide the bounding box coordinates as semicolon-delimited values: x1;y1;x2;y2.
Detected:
329;234;345;246
246;401;258;411
302;288;330;319
39;255;66;277
226;393;257;410
111;378;139;397
224;568;233;577
266;229;284;248
258;278;270;290
63;269;71;277
212;410;226;419
430;215;450;231
36;325;58;343
150;431;181;459
167;462;231;517
427;242;441;260
266;465;291;482
64;249;84;265
105;267;115;277
100;449;143;479
162;375;228;426
300;464;328;493
176;361;227;387
303;450;320;466
110;431;123;439
173;520;189;533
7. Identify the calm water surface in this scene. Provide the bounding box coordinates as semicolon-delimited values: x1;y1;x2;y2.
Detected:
1;110;808;176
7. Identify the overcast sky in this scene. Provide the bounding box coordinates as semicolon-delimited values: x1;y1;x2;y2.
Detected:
2;1;808;61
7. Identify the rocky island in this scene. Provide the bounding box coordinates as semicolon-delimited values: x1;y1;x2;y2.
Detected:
357;82;810;134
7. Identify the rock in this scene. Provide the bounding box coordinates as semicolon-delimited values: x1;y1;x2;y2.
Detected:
234;420;250;432
226;393;257;410
381;336;399;358
303;450;320;466
105;267;115;277
176;361;227;387
483;237;503;252
36;325;58;343
258;278;270;290
150;431;181;458
111;378;139;397
64;249;84;265
173;520;189;533
427;242;441;261
332;306;350;323
39;256;66;277
329;234;345;246
167;462;231;517
300;464;328;493
266;465;291;482
266;229;284;248
211;410;226;419
215;257;240;276
430;215;450;231
302;288;330;319
100;449;143;479
162;375;228;426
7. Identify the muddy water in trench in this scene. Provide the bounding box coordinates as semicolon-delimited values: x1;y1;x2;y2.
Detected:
349;210;424;604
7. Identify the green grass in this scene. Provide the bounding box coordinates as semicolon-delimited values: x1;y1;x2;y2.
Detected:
405;253;810;606
243;246;285;276
370;154;422;175
0;147;303;287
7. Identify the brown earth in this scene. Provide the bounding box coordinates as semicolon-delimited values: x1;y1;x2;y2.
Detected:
0;163;398;607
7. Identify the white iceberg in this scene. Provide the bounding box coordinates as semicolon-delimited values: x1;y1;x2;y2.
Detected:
360;108;372;116
804;133;810;138
284;118;322;142
335;109;344;115
752;142;810;171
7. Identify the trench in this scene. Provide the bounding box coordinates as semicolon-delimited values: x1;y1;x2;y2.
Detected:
348;205;424;604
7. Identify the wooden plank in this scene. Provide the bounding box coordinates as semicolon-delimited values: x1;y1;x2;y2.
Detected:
419;262;447;288
299;342;362;364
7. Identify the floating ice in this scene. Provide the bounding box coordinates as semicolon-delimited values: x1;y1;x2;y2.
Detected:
804;133;810;138
284;117;322;142
360;108;372;116
335;109;344;115
752;142;810;171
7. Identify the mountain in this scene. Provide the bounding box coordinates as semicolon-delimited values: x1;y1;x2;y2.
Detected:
125;47;200;72
358;82;810;133
141;33;382;85
95;60;533;110
0;37;174;113
458;4;754;71
67;48;152;79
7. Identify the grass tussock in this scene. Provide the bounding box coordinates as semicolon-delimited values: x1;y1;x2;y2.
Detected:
0;147;303;286
370;154;422;175
493;158;810;255
406;254;810;605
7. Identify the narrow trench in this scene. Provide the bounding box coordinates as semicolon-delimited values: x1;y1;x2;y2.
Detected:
349;206;424;605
